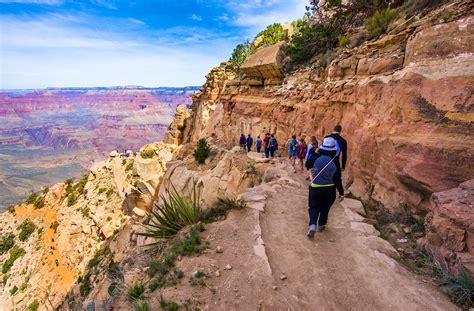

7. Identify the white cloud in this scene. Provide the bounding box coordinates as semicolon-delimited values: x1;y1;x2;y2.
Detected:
128;18;145;25
0;13;237;89
215;14;229;22
190;14;202;21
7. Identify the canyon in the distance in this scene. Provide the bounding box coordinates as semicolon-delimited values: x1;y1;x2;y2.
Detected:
0;86;197;210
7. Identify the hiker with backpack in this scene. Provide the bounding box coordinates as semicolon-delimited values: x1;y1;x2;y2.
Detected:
246;134;253;152
263;133;271;158
305;136;318;162
289;135;298;168
307;137;344;239
326;125;347;200
256;136;263;153
296;137;307;172
268;134;278;158
239;134;247;150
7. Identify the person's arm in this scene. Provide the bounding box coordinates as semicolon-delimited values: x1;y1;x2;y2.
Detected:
341;139;347;170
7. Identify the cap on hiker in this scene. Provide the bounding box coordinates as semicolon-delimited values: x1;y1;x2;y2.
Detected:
319;137;337;151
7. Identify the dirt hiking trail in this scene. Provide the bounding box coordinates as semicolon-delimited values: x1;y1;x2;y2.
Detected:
15;205;75;289
257;163;457;310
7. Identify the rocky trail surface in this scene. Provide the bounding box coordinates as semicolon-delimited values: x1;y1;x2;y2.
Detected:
258;165;457;310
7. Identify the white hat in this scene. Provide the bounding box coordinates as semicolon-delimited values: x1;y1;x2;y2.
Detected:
319;137;337;151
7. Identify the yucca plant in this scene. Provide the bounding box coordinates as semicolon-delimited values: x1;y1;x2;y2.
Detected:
140;181;201;243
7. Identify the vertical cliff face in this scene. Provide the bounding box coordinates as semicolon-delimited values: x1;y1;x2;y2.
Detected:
181;1;473;212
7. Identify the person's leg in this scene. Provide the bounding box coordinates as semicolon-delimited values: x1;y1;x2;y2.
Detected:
264;148;269;158
318;187;337;228
333;169;344;196
307;187;321;238
270;148;275;157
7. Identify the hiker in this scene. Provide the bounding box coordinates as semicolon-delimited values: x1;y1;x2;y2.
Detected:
268;134;278;158
305;136;318;162
305;137;319;181
239;134;247;150
296;137;307;172
55;259;59;267
288;135;298;168
263;133;271;158
307;137;344;239
326;125;347;199
256;136;263;153
246;134;253;152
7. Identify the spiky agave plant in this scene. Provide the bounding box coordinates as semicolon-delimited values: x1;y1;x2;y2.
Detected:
140;181;201;244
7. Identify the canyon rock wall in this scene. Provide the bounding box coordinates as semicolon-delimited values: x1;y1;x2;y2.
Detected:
175;0;473;273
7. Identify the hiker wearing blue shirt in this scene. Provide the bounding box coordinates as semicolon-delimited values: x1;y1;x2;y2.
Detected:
288;135;298;168
246;134;253;152
256;136;263;153
307;137;344;239
305;136;318;161
268;134;278;157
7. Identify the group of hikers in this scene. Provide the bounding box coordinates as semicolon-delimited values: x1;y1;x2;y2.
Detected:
239;133;279;158
238;125;348;239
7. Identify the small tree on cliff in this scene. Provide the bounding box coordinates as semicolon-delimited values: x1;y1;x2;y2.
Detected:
228;40;255;72
193;139;211;164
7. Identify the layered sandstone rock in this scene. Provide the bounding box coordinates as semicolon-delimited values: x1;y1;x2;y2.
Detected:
424;179;474;275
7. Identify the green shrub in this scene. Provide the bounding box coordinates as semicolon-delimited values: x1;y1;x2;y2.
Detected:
42;187;49;194
134;301;150;311
2;246;26;273
285;22;340;63
10;285;18;295
79;272;92;297
254;23;288;49
140;182;201;241
50;221;59;232
148;253;176;277
108;282;119;296
33;196;45;209
140;149;156;159
28;299;39;311
228;40;255;71
98;187;107;195
0;233;15;255
20;282;28;291
127;282;145;302
337;34;349;47
148;276;166;291
74;175;89;194
159;295;180;311
67;192;76;206
437;268;473;308
18;220;36;241
193;139;211;164
106;189;114;198
7;206;15;214
126;162;134;172
2;274;9;285
171;227;207;256
365;7;398;38
189;271;207;287
25;192;38;205
200;197;246;222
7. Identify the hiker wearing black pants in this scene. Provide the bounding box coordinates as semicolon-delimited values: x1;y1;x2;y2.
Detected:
307;137;343;239
326;125;347;200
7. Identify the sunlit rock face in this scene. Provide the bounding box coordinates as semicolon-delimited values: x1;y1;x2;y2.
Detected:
0;86;197;209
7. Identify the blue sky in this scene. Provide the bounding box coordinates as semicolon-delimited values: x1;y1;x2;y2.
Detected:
0;0;307;89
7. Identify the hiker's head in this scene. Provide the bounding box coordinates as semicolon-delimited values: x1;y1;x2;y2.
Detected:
270;134;274;138
319;137;337;151
257;136;260;138
248;134;251;136
311;136;318;145
292;135;296;139
334;125;342;133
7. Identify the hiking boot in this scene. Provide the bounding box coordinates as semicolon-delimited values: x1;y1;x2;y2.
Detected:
317;225;326;232
307;224;316;239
